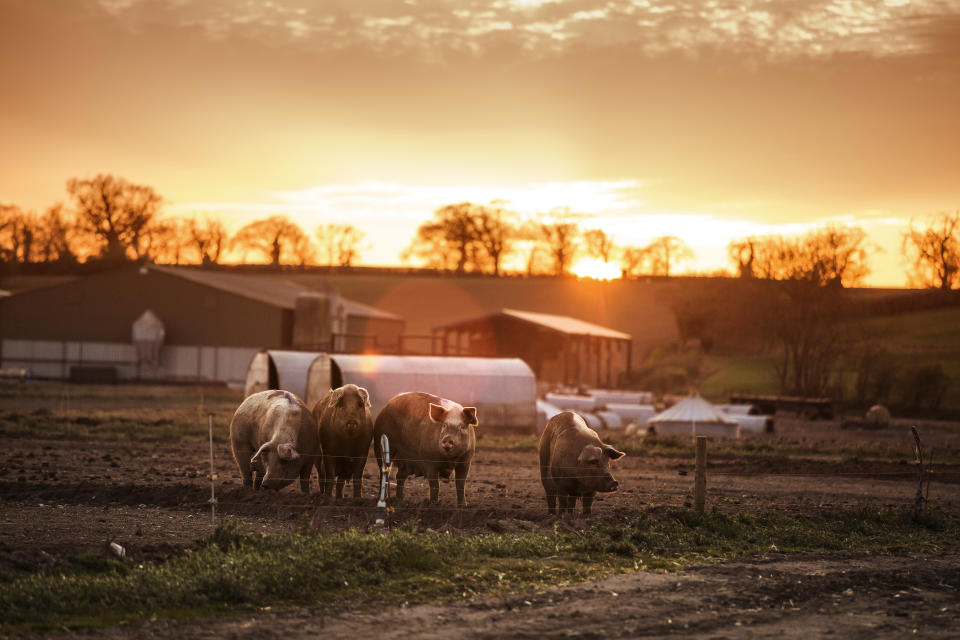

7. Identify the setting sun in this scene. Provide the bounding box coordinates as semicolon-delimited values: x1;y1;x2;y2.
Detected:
571;258;621;281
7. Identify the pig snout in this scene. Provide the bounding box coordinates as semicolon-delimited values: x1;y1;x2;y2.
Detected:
440;436;455;454
604;477;620;492
345;419;359;430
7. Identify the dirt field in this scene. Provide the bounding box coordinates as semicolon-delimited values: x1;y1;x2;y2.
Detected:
1;384;959;637
56;552;959;639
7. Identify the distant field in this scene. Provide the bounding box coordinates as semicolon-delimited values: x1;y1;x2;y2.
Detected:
702;306;960;411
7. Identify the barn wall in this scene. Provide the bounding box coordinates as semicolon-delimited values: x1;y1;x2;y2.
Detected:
0;339;256;383
0;267;288;348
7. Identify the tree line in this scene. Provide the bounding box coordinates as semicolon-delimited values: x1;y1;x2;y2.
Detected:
1;173;957;290
0;174;365;270
402;202;695;277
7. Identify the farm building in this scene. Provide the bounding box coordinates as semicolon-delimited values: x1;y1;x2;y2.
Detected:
0;265;404;384
244;350;537;429
433;308;632;389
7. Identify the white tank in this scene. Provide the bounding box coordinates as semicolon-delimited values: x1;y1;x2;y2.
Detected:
586;389;653;405
544;393;598;412
595;410;624;430
605;403;657;426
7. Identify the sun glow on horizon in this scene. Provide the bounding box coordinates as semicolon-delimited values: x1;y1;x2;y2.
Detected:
571;258;621;281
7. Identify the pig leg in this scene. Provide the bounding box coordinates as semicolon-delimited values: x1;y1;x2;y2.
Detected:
559;494;575;516
396;465;408;501
253;469;263;490
581;493;594;517
428;469;441;504
454;462;470;508
335;475;346;500
235;446;254;489
545;491;557;515
316;458;326;495
543;477;558;514
322;458;336;501
299;462;312;495
352;464;363;500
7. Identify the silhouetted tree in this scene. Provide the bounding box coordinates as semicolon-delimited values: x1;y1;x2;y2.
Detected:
516;219;549;276
537;209;581;276
474;202;515;276
645;235;694;277
728;236;759;278
144;218;188;264
726;226;872;396
231;215;312;266
401;218;457;270
619;244;650;278
186;216;228;265
0;204;36;264
902;210;960;290
583;228;615;263
34;204;80;264
316;223;365;267
67;174;162;262
728;225;871;287
404;202;482;274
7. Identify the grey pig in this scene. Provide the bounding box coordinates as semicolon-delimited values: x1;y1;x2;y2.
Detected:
230;389;320;493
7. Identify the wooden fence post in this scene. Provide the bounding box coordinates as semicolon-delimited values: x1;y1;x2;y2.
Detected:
694;436;707;514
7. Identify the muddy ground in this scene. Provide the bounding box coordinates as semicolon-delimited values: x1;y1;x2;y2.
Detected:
1;389;959;637
52;552;960;639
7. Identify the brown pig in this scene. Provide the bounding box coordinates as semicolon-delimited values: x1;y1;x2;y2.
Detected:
312;384;374;500
539;411;625;516
373;392;478;507
230;389;320;493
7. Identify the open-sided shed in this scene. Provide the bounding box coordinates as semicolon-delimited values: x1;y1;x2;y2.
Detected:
433;308;632;389
244;351;536;429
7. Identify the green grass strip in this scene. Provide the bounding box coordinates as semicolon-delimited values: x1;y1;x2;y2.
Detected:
2;508;957;632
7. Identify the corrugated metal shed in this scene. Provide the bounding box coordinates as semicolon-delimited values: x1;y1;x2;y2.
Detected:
243;350;332;406
329;355;535;429
433;307;632;389
441;308;631;340
244;352;536;429
501;308;631;340
149;266;401;321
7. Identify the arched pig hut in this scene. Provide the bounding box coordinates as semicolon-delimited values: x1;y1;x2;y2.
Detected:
245;351;536;429
243;350;332;407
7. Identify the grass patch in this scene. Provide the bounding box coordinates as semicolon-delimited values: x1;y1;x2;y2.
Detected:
480;430;960;463
0;408;235;442
2;509;957;632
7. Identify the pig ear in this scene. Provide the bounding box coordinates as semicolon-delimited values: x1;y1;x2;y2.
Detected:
577;445;602;465
277;443;300;461
428;403;446;423
358;387;370;407
463;407;478;428
603;445;626;460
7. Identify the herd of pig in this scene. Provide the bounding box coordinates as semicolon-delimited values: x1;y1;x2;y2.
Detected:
229;386;626;516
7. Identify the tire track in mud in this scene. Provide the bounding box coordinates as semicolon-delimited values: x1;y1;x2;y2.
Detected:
36;553;959;640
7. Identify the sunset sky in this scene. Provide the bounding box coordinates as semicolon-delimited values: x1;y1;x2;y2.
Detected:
2;0;958;285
